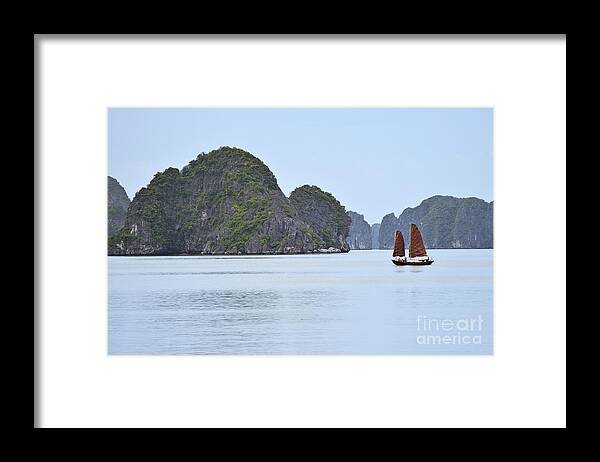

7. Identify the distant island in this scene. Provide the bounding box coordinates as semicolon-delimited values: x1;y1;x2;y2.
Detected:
107;176;130;236
345;195;493;251
108;147;493;256
377;196;493;249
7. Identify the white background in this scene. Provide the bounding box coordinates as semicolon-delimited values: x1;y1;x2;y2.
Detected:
37;36;566;428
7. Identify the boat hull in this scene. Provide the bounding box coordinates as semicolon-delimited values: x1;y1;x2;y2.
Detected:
391;259;433;266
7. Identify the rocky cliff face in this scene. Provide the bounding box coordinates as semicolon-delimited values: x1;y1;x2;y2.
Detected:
371;223;380;249
378;213;399;249
346;211;372;250
378;196;493;249
289;185;351;252
108;147;350;255
107;176;130;236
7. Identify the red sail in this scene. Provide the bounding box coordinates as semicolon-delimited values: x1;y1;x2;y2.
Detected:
409;224;428;258
392;230;405;257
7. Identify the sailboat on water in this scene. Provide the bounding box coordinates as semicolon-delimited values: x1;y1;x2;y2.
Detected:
391;223;434;266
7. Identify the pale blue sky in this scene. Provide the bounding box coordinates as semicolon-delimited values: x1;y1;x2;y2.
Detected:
108;108;492;225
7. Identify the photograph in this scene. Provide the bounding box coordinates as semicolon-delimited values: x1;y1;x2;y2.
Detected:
36;35;565;429
108;108;493;355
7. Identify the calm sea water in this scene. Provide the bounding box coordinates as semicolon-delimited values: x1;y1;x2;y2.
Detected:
108;250;493;355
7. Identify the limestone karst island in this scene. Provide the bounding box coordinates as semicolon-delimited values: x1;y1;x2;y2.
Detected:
108;147;493;256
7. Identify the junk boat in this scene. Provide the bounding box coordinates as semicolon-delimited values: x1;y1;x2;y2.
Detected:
391;224;434;266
